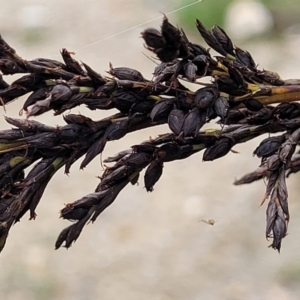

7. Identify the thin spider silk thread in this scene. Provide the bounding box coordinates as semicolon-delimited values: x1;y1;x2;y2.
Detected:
73;0;203;53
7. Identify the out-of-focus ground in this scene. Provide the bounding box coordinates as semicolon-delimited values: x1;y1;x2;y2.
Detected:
1;1;300;299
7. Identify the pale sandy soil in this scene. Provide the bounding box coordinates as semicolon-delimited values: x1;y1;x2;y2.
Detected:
1;1;300;300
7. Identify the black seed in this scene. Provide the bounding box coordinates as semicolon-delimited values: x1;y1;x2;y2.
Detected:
150;99;174;121
194;87;218;109
214;96;229;121
109;63;144;82
161;16;182;49
144;159;163;192
212;25;234;55
182;107;205;137
253;135;286;158
244;98;263;111
235;47;256;70
168;108;185;135
203;137;234;161
183;61;197;82
141;28;166;49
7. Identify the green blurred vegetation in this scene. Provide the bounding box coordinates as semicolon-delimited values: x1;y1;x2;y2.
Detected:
262;0;299;10
177;0;232;28
177;0;300;30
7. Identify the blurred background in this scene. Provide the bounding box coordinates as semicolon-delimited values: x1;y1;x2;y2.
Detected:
1;0;300;299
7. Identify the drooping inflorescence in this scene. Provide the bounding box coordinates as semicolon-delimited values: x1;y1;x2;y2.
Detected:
1;16;300;253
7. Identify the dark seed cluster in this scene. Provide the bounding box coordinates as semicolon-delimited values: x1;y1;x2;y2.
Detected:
0;17;300;253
